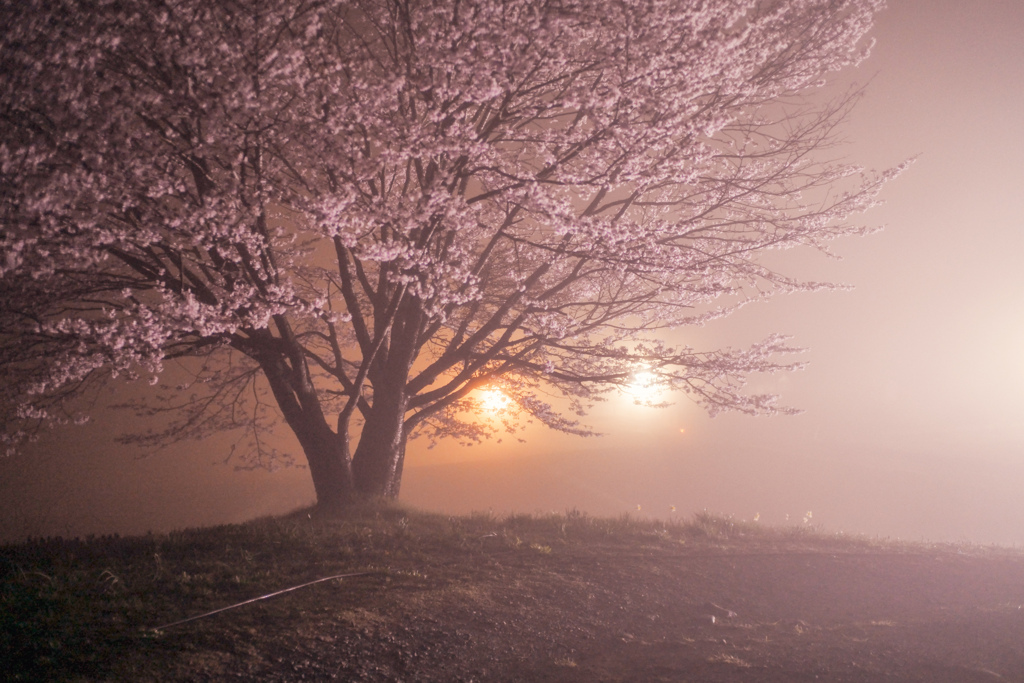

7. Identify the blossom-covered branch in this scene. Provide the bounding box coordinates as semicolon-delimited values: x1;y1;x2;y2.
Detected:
0;0;897;505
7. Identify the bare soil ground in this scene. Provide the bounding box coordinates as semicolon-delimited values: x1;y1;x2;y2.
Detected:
3;504;1023;681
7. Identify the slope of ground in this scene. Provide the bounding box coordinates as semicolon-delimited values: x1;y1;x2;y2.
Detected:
2;504;1023;681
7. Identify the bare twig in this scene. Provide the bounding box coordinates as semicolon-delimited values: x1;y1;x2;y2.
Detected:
150;571;374;631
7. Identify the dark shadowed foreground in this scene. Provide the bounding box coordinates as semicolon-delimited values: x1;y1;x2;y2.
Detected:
3;504;1023;682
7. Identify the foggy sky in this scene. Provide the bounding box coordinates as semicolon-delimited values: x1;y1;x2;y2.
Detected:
3;0;1023;545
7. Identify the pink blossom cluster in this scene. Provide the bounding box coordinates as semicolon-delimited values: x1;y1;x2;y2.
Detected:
1;0;893;474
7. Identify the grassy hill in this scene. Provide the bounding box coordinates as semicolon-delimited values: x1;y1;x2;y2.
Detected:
3;503;1023;681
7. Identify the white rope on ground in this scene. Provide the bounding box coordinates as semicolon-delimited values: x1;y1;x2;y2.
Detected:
150;571;375;631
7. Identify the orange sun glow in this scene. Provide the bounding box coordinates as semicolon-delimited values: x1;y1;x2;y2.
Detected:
625;371;662;402
477;388;511;413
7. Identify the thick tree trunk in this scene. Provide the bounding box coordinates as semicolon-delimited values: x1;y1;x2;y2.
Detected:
351;381;408;497
350;294;421;498
259;351;355;510
290;415;354;511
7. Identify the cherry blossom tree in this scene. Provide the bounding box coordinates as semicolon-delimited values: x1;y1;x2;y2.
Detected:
1;0;897;508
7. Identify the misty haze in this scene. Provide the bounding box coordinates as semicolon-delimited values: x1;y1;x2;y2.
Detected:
2;0;1023;679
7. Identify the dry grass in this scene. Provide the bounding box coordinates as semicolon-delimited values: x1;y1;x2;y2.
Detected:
3;501;1022;681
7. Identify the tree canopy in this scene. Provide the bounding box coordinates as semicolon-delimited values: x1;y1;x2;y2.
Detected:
0;0;897;506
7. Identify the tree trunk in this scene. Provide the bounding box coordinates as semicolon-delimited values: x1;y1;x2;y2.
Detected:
351;294;421;497
259;352;355;510
351;381;408;497
291;415;354;511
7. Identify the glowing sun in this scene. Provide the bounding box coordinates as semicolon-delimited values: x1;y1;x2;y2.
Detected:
625;370;662;402
477;388;511;413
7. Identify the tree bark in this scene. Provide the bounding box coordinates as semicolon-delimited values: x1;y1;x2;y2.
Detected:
350;294;421;497
351;376;409;497
259;351;355;510
290;415;354;511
